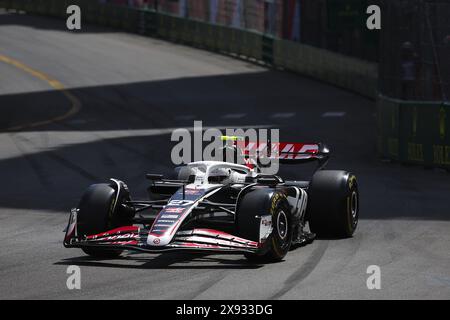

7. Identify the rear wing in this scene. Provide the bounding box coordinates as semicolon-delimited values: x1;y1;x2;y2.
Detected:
221;136;330;169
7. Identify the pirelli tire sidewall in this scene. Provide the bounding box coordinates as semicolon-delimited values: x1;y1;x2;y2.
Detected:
236;187;293;262
267;191;293;260
307;170;359;238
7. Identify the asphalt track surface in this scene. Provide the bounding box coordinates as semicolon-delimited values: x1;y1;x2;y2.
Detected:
1;11;450;300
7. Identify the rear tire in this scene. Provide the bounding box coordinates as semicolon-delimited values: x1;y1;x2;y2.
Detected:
77;183;126;258
307;170;359;238
237;189;293;263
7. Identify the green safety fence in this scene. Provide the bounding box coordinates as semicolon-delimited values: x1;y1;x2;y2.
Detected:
378;95;450;169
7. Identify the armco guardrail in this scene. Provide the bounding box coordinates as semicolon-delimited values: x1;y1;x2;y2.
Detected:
0;0;376;99
378;95;450;170
274;39;378;98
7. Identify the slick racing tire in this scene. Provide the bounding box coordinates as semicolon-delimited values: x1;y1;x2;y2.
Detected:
77;183;129;258
307;170;359;238
236;189;293;263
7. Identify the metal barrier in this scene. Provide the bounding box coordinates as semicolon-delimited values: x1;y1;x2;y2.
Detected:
378;95;450;169
274;39;378;98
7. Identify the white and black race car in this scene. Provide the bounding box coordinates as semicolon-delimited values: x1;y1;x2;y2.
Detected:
64;138;359;263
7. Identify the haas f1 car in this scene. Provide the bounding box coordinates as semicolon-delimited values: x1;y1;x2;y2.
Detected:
64;137;359;262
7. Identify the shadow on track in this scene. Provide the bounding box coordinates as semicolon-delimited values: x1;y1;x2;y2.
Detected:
0;72;364;210
1;65;449;221
1;71;334;133
54;252;264;270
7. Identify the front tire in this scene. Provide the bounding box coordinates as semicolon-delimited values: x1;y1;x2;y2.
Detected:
307;170;359;238
77;183;129;258
237;189;293;263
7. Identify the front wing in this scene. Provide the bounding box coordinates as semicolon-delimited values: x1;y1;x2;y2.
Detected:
63;210;260;254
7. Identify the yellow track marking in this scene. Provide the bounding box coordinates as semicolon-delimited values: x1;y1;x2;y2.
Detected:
0;54;81;131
